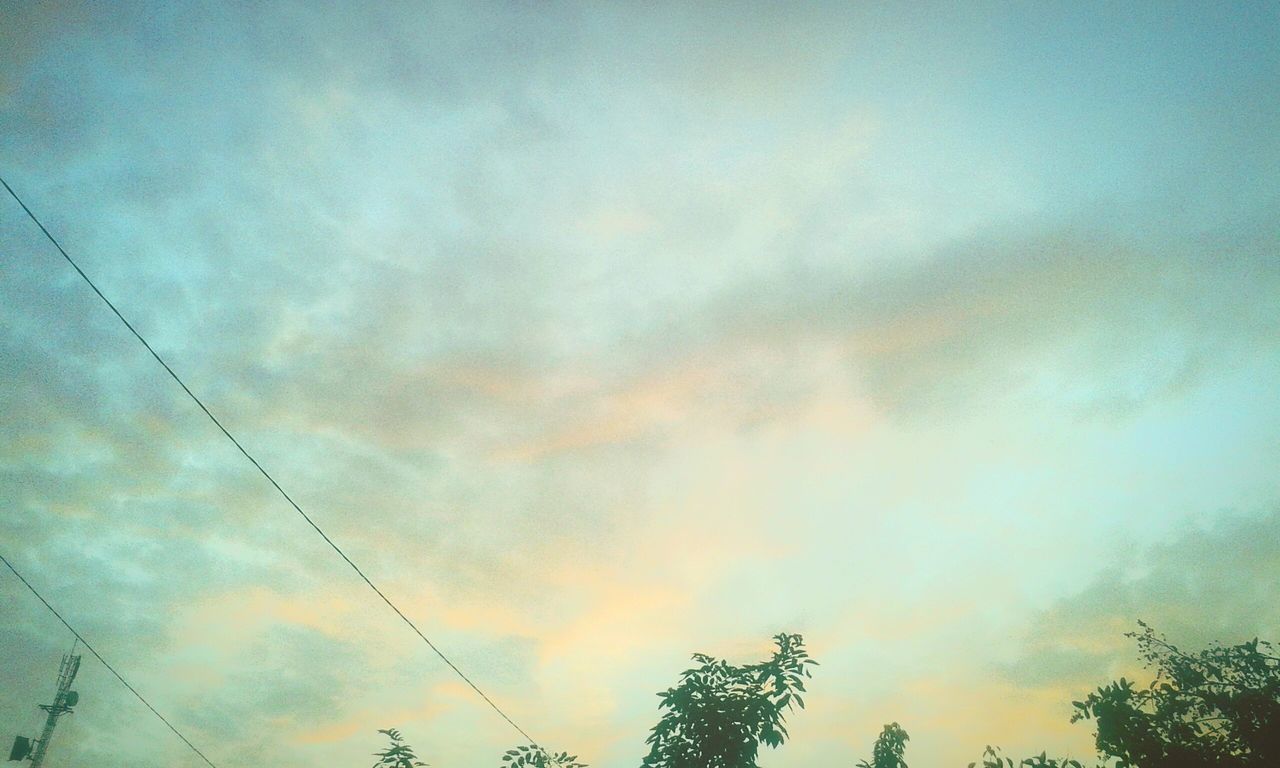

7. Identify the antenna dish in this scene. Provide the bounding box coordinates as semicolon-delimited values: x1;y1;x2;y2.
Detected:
64;691;79;708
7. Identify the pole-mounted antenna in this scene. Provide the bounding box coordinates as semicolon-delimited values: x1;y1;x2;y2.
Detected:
8;651;82;767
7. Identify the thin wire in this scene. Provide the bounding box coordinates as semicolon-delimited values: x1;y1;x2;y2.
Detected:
0;175;540;748
0;550;219;768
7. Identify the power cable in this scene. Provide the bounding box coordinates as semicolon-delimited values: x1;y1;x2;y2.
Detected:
0;549;219;768
0;175;540;748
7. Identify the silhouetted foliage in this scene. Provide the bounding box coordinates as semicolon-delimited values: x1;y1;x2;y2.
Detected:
1070;621;1280;767
373;728;427;768
363;624;1278;768
641;632;816;768
856;722;909;768
969;745;1084;768
501;744;585;768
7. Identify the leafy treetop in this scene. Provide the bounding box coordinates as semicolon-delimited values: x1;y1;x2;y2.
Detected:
641;632;817;768
856;722;909;768
1070;621;1280;767
501;744;585;768
968;745;1086;768
373;728;428;768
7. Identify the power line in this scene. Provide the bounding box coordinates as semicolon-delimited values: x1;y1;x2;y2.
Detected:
0;175;540;748
0;549;219;768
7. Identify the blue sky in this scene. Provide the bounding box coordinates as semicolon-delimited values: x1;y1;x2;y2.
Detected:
2;2;1279;767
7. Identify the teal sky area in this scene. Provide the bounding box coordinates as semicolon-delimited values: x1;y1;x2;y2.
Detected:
2;3;1279;767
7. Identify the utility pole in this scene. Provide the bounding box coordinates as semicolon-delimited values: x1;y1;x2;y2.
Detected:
8;645;81;767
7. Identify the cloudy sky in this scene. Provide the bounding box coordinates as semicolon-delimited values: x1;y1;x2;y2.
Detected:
2;2;1278;766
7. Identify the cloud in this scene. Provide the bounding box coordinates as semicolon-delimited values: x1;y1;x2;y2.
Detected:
467;206;1280;470
1005;508;1280;690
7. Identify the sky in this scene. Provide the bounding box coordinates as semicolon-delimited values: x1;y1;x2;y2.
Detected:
1;2;1278;766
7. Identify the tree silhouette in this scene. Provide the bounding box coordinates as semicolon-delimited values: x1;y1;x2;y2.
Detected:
856;722;909;768
968;745;1084;768
1070;621;1280;767
372;728;427;768
501;744;586;768
363;623;1278;768
640;632;816;768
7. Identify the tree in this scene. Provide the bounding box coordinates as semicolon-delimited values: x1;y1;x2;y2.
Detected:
968;745;1084;768
641;632;817;768
856;723;1088;768
501;744;585;768
1070;621;1280;767
372;728;427;768
856;722;909;768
